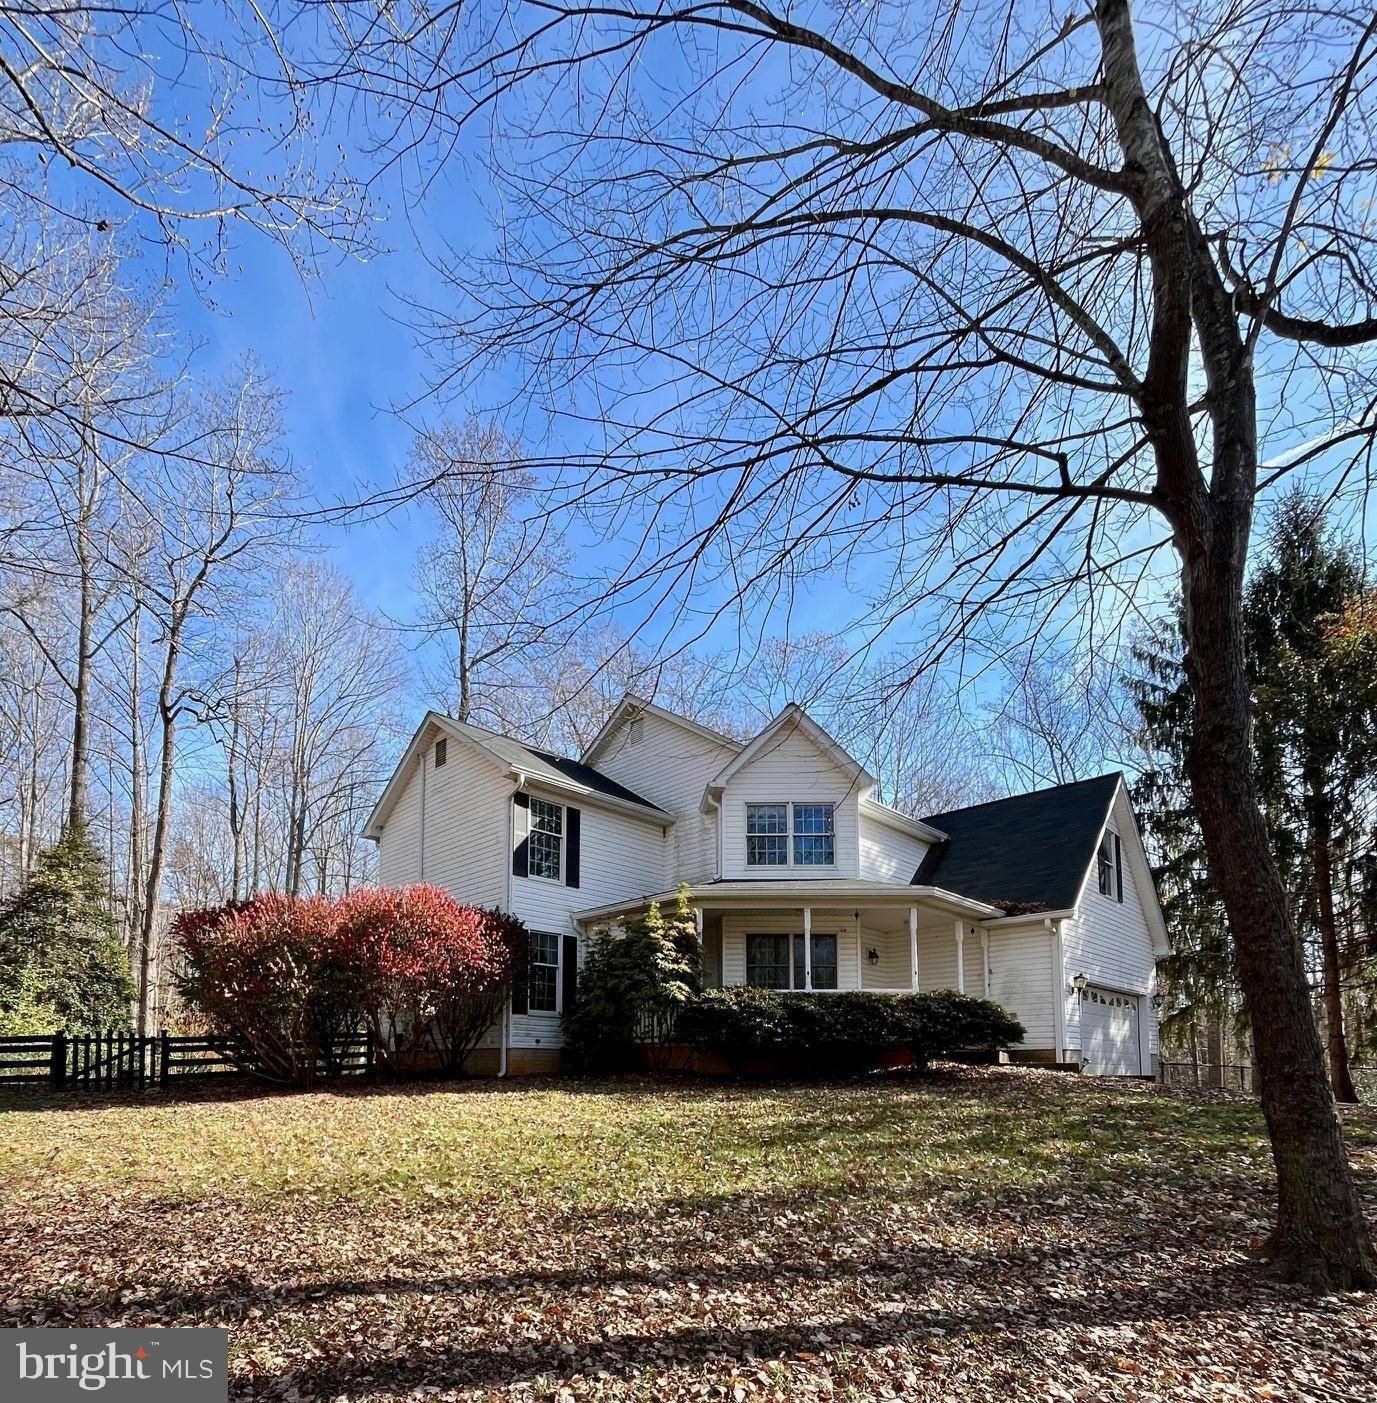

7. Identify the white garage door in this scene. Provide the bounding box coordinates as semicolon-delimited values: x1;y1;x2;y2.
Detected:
1080;986;1141;1076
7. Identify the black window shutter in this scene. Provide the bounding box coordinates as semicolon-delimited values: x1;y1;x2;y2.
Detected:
510;937;529;1016
512;792;530;878
1114;832;1123;903
561;934;578;1014
565;806;581;888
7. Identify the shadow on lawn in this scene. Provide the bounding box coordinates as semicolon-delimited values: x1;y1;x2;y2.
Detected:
0;1062;1029;1116
237;1259;1290;1398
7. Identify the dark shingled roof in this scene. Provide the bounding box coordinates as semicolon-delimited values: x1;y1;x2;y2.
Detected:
441;716;668;814
526;748;666;812
915;773;1122;911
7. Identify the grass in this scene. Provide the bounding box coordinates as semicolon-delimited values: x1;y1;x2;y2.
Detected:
1;1065;1374;1400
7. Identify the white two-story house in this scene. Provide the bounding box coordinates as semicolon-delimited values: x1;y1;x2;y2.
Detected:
363;696;1168;1076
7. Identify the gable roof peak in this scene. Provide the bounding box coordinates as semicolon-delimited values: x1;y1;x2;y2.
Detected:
581;691;744;763
705;702;875;794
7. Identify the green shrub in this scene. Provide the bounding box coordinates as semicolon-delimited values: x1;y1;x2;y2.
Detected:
676;988;1024;1075
562;888;700;1074
0;825;134;1035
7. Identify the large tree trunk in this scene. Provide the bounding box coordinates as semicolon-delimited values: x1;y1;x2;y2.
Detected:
1180;529;1374;1290
1309;796;1358;1103
1095;0;1374;1290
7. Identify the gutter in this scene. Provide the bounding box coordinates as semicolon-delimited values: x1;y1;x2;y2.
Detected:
513;770;671;826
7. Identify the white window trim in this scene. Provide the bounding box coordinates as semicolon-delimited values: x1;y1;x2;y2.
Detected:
527;796;566;885
527;929;562;1014
743;800;837;870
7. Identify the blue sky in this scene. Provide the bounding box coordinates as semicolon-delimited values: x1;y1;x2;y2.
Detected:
143;7;1373;731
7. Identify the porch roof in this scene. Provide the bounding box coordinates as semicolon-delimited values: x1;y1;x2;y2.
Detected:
572;880;1002;926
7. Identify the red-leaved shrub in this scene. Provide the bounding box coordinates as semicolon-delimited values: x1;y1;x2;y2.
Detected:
173;893;349;1085
334;886;526;1075
174;886;528;1083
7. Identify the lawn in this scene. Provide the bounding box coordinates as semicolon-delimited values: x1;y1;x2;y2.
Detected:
2;1066;1374;1401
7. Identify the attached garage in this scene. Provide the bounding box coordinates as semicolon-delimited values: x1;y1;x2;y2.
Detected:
1079;985;1142;1076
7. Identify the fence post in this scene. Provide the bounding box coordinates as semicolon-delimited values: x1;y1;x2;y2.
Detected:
49;1032;67;1089
159;1029;171;1085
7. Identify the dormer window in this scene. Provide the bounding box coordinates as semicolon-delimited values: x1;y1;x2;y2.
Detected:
746;802;835;867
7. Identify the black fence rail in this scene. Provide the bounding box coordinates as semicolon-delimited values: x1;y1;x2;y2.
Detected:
1159;1059;1376;1104
1158;1060;1258;1094
0;1030;374;1090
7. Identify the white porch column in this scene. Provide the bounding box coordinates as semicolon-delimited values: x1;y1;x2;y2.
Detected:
909;907;919;992
694;907;704;944
803;906;813;990
980;927;991;997
954;920;965;994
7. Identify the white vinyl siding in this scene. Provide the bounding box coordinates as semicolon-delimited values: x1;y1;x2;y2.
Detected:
587;708;738;881
858;814;929;882
720;723;862;880
859;926;911;990
509;783;671;1049
1061;793;1159;1070
985;922;1056;1053
376;724;510;907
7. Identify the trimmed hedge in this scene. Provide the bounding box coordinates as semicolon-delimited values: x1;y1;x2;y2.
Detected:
675;988;1024;1075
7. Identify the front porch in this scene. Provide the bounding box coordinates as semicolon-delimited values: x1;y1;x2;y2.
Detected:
576;881;1002;1000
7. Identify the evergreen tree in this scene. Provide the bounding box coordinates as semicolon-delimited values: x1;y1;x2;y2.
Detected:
1132;493;1377;1098
1129;619;1238;1073
1247;493;1376;1103
0;825;134;1034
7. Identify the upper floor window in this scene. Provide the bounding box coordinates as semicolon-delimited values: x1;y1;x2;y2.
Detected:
745;802;789;865
745;802;835;867
528;797;564;882
792;804;835;865
1097;830;1122;902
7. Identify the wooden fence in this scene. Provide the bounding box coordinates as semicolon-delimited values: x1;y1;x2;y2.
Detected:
1159;1059;1375;1104
0;1030;373;1090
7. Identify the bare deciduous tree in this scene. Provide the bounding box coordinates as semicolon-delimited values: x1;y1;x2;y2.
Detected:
409;420;571;726
383;0;1377;1285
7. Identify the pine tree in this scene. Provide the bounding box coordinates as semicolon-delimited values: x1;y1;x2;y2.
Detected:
1246;493;1376;1103
0;824;134;1034
1129;619;1238;1077
1132;492;1377;1098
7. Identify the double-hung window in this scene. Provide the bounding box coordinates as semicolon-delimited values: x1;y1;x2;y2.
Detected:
528;930;560;1012
745;802;789;866
1097;830;1122;902
746;932;839;990
792;804;835;866
745;932;791;988
528;797;564;882
745;802;834;867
